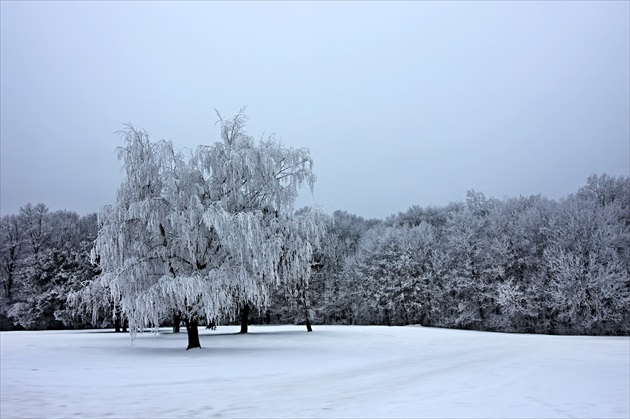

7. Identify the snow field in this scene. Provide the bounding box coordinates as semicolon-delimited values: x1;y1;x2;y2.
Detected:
1;325;628;418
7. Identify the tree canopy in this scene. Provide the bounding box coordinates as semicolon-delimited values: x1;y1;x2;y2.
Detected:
75;111;327;348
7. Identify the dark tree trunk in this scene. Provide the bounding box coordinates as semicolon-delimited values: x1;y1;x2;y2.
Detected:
240;303;250;334
305;317;313;332
185;318;201;350
384;308;392;327
4;271;13;299
173;313;181;333
265;310;271;325
114;305;122;332
301;282;313;332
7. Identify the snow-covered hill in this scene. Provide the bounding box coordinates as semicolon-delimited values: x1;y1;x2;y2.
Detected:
1;325;628;418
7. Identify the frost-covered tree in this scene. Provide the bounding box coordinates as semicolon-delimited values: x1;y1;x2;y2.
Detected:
341;222;441;326
274;207;330;331
8;244;100;330
193;111;320;334
0;214;23;329
19;203;52;260
437;191;507;330
315;211;380;324
79;110;321;349
1;208;99;330
543;195;630;334
0;214;22;301
492;195;555;333
576;174;630;210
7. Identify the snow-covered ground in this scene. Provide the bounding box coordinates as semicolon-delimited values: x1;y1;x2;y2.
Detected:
1;325;628;418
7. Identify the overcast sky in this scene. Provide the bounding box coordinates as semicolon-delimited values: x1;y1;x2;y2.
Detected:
1;1;628;219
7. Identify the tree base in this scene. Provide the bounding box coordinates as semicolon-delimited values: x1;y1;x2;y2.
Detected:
239;303;250;334
185;319;201;350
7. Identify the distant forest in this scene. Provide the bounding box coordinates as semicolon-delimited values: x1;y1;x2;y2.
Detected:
2;173;628;336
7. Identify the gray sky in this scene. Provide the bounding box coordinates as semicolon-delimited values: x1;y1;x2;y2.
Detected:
1;1;628;219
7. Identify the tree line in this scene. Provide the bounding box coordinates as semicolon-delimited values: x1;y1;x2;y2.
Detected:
275;174;629;336
1;114;628;341
0;204;100;330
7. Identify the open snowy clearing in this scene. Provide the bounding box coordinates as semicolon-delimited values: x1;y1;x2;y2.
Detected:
1;325;628;418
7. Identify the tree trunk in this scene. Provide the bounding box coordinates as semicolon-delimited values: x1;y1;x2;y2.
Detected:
4;271;13;299
114;314;128;333
240;303;250;334
173;313;181;333
185;318;201;350
305;316;313;332
301;282;313;332
303;301;313;331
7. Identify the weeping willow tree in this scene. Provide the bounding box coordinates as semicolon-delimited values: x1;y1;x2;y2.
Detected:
72;110;327;349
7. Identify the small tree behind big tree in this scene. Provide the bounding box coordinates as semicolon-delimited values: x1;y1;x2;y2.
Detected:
78;110;323;349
